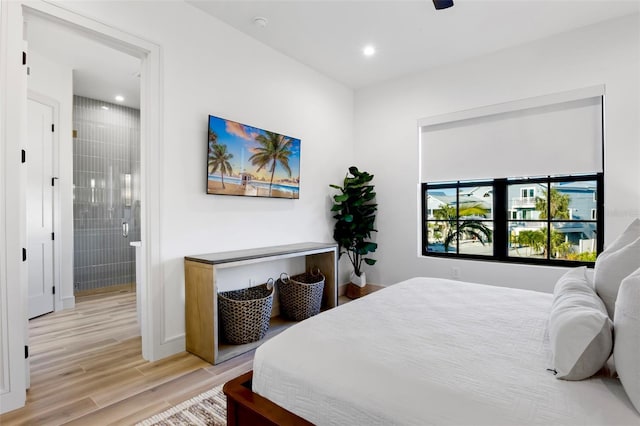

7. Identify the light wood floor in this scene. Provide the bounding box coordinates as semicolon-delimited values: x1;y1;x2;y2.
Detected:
0;291;253;425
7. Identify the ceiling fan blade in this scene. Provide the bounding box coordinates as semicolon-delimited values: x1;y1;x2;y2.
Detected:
433;0;454;10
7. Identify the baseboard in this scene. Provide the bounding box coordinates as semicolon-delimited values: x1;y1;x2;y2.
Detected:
61;295;75;310
74;282;135;297
152;334;186;362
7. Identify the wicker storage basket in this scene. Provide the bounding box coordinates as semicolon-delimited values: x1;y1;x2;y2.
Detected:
277;270;325;321
218;280;274;345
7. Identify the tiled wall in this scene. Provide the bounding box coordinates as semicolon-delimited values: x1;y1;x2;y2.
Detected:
73;96;140;293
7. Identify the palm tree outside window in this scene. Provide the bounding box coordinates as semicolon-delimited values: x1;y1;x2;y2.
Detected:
422;174;603;267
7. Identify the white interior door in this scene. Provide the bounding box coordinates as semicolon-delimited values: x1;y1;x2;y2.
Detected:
27;97;54;319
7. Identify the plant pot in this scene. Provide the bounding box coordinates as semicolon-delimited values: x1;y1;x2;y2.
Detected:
350;271;366;288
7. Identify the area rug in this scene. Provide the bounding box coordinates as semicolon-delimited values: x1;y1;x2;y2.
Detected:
136;385;226;426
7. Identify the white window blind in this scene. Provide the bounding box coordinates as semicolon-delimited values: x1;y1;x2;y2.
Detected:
419;88;603;182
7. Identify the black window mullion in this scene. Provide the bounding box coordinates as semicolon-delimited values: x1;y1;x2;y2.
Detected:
493;179;507;259
546;180;551;260
421;183;428;256
455;183;460;254
596;172;604;254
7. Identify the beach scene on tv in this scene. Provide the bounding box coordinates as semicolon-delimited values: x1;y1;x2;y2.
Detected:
207;115;301;199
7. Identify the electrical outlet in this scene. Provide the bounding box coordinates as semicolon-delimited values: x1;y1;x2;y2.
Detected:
451;267;461;280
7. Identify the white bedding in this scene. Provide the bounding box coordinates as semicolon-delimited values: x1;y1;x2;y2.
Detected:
252;277;640;425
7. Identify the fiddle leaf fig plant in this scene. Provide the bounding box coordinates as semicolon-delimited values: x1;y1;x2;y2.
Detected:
330;166;378;277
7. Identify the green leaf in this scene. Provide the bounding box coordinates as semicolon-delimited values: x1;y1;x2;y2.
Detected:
330;166;378;273
364;258;377;266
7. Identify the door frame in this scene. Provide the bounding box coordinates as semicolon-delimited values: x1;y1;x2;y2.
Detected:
1;0;164;413
21;0;164;359
27;90;59;316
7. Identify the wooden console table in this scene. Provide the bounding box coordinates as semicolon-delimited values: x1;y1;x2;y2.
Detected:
184;242;338;365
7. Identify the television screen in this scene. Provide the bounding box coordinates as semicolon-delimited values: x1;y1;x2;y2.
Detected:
207;115;300;199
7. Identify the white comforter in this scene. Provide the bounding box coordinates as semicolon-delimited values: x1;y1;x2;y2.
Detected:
252;277;639;425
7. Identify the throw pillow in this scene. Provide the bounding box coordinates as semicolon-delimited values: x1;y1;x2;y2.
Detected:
614;267;640;414
549;267;612;380
603;218;640;254
594;236;640;319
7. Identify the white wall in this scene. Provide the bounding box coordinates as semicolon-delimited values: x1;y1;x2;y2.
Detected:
27;50;74;311
354;14;640;293
49;1;355;347
0;0;28;413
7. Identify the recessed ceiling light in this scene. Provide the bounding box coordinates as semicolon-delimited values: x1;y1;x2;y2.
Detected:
363;45;376;57
115;95;125;102
253;16;268;28
101;106;109;110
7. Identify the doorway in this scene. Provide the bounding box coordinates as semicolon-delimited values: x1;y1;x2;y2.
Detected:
1;3;162;412
24;9;142;308
21;5;149;380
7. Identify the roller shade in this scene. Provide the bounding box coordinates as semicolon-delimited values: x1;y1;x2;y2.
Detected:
420;90;603;182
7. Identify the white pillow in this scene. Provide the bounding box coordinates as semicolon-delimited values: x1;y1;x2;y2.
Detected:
549;267;613;380
614;267;640;414
586;218;639;289
594;236;640;319
603;218;640;254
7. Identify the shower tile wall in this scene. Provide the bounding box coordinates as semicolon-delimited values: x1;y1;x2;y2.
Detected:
73;96;140;293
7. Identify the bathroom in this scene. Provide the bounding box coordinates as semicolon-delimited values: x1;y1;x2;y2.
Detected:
72;96;140;296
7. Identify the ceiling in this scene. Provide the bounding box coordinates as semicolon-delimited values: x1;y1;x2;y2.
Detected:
25;12;141;109
187;0;640;89
20;1;640;104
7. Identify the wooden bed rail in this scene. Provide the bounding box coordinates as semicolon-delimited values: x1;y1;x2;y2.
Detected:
223;371;313;426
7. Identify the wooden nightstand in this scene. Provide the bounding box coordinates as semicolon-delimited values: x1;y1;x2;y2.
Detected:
345;283;385;299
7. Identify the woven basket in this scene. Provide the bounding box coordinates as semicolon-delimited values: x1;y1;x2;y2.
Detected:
218;280;274;345
277;270;325;321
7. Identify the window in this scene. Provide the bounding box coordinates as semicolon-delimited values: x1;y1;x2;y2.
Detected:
521;188;535;199
424;182;494;256
419;87;604;267
423;174;603;266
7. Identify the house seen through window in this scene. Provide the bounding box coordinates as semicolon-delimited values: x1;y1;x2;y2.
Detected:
423;174;603;266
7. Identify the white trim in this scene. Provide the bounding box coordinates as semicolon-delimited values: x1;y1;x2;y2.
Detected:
0;0;9;404
1;1;165;412
416;123;424;257
0;0;28;413
21;0;165;361
418;84;606;128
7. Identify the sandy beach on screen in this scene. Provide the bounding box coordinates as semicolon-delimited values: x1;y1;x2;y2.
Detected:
207;180;298;199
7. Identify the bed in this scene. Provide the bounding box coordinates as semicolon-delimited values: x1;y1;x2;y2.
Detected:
223;277;640;425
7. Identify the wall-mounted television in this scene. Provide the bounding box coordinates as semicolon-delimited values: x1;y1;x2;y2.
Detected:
207;115;300;199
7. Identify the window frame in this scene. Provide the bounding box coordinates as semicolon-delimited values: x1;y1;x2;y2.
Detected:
422;173;604;267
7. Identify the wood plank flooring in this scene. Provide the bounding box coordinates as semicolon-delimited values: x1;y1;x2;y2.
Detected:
0;291;253;425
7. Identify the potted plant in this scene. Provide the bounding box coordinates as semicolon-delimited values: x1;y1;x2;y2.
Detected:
330;166;377;287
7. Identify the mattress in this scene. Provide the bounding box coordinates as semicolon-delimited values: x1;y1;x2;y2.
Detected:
252;277;640;425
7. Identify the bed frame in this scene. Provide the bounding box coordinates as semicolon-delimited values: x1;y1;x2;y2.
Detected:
223;370;313;426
